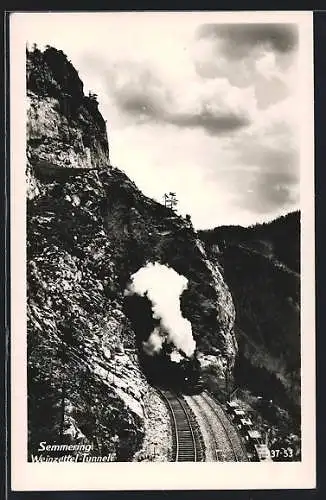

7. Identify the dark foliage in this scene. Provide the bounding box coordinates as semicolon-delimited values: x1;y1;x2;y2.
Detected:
199;211;300;273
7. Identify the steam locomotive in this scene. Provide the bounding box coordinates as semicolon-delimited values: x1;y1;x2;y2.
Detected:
140;345;204;394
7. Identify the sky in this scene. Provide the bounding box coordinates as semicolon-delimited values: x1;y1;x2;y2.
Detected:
20;12;304;228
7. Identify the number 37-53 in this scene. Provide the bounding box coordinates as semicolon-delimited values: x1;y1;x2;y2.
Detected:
271;448;294;459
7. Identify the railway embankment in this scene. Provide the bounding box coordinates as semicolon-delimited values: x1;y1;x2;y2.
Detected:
133;386;172;462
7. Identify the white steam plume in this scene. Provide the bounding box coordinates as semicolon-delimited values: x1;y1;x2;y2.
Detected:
125;262;196;357
142;327;165;356
170;350;183;363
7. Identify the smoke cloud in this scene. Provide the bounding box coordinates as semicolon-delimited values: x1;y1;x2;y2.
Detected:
142;327;165;356
170;350;183;363
125;262;196;357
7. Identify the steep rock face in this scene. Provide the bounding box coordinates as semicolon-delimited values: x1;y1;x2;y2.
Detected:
26;46;237;460
200;214;301;410
26;46;110;199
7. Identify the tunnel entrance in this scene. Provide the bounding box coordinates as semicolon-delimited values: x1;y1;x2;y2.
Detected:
123;293;202;394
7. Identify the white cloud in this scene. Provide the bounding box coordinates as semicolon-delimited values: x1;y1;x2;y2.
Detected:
23;12;301;228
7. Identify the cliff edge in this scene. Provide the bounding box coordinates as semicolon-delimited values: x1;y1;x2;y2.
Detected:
26;45;237;460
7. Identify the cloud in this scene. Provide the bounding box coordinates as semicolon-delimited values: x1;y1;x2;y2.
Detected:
197;23;298;57
25;12;301;227
115;92;249;134
193;23;297;110
234;151;299;214
79;27;300;226
227;99;299;215
104;60;251;134
254;170;299;212
105;54;298;224
168;108;249;134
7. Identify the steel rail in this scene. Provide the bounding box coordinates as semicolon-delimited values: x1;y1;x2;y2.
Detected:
156;388;199;462
201;391;242;461
155;387;179;461
187;395;220;461
206;391;249;459
175;394;197;462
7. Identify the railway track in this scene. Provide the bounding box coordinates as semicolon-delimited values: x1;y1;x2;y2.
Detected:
156;388;204;462
185;394;220;461
201;391;248;461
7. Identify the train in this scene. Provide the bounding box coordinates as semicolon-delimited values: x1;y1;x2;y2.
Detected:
140;346;204;394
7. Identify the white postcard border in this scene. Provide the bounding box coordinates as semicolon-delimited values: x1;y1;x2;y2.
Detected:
10;10;315;491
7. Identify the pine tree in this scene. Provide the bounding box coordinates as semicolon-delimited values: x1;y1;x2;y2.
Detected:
163;192;178;210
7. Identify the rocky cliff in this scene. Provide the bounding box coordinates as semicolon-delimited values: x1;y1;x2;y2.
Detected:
26;46;237;460
26;45;110;199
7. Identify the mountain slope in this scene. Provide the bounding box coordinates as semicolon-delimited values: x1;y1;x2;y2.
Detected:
26;45;237;460
199;213;301;410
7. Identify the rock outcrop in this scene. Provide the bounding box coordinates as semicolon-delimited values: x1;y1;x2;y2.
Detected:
27;45;237;460
26;45;110;199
